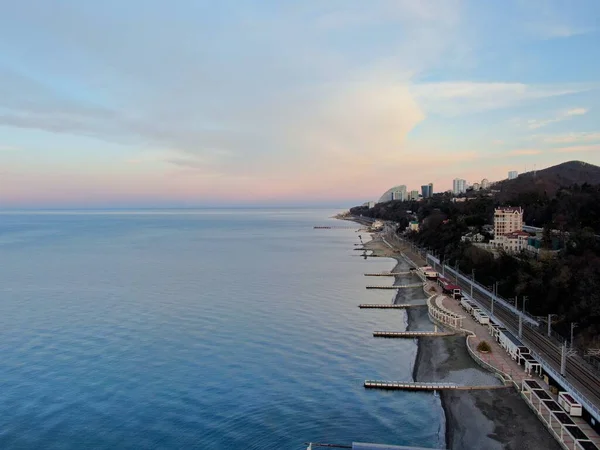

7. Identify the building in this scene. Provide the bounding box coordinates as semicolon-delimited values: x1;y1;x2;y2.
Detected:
481;178;490;189
491;230;530;253
452;178;467;195
493;206;523;236
472;182;481;191
410;190;419;200
408;221;419;232
489;206;526;252
379;185;407;202
461;232;485;243
421;183;433;198
508;171;518;180
368;201;375;208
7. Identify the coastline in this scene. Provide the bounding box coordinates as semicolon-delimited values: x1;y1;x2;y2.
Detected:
358;229;560;450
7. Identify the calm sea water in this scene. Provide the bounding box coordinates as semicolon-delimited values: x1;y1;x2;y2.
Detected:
0;209;443;449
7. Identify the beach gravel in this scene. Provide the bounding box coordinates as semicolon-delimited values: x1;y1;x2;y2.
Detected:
442;388;562;450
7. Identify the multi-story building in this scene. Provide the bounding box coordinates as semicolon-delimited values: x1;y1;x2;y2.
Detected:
378;185;407;202
481;178;490;189
493;206;523;236
421;183;433;198
472;182;481;191
410;190;419;200
508;171;518;180
391;188;406;201
452;178;467;195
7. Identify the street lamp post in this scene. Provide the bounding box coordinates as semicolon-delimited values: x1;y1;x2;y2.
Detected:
470;269;475;299
571;322;579;349
547;314;557;338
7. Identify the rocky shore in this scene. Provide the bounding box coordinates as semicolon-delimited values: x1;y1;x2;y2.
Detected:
361;233;560;450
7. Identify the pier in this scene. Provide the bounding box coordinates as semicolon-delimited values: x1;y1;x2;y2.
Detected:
359;304;422;309
366;284;423;289
364;381;509;391
364;272;412;276
373;331;455;338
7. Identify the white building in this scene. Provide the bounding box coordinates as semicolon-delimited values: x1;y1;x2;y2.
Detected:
452;178;467;195
481;178;490;189
472;182;481;191
379;185;407;202
461;232;486;243
491;231;530;253
508;171;518;180
410;190;419;200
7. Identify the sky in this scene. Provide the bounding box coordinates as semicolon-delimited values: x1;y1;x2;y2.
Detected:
1;0;599;207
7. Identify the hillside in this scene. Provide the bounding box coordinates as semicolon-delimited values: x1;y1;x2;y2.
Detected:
495;161;600;200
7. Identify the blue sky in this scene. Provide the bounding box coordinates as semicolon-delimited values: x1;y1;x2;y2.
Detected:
1;0;599;207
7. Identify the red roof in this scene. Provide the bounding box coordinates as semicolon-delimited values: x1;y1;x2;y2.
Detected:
446;284;461;291
507;230;530;237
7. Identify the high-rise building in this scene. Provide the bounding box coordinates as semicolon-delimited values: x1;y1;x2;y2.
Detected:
472;182;481;191
481;178;490;189
494;206;523;236
421;182;433;198
410;190;419;200
390;185;407;201
452;178;467;195
508;171;518;180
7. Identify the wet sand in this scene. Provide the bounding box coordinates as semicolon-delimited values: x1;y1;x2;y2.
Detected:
362;230;560;450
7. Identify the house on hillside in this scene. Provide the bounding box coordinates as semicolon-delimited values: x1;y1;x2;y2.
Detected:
461;232;486;243
491;230;531;253
408;221;419;232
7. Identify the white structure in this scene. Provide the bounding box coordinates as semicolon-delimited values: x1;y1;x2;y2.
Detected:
481;178;490;189
499;329;521;360
409;190;419;200
558;392;583;417
491;230;530;253
379;185;407;202
461;232;485;243
508;170;518;180
452;178;467;195
368;201;375;208
474;310;490;325
408;221;419;232
371;220;385;231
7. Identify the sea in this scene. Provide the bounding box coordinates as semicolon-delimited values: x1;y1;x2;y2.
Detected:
0;209;444;449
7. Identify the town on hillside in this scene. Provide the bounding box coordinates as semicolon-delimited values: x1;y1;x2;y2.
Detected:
349;161;600;357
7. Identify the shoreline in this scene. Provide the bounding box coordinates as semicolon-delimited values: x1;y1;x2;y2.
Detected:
358;228;560;450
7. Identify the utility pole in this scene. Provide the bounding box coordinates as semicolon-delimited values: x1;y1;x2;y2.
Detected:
491;283;496;319
470;269;475;298
455;262;459;284
571;322;578;349
561;342;567;376
547;314;557;338
518;306;523;338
